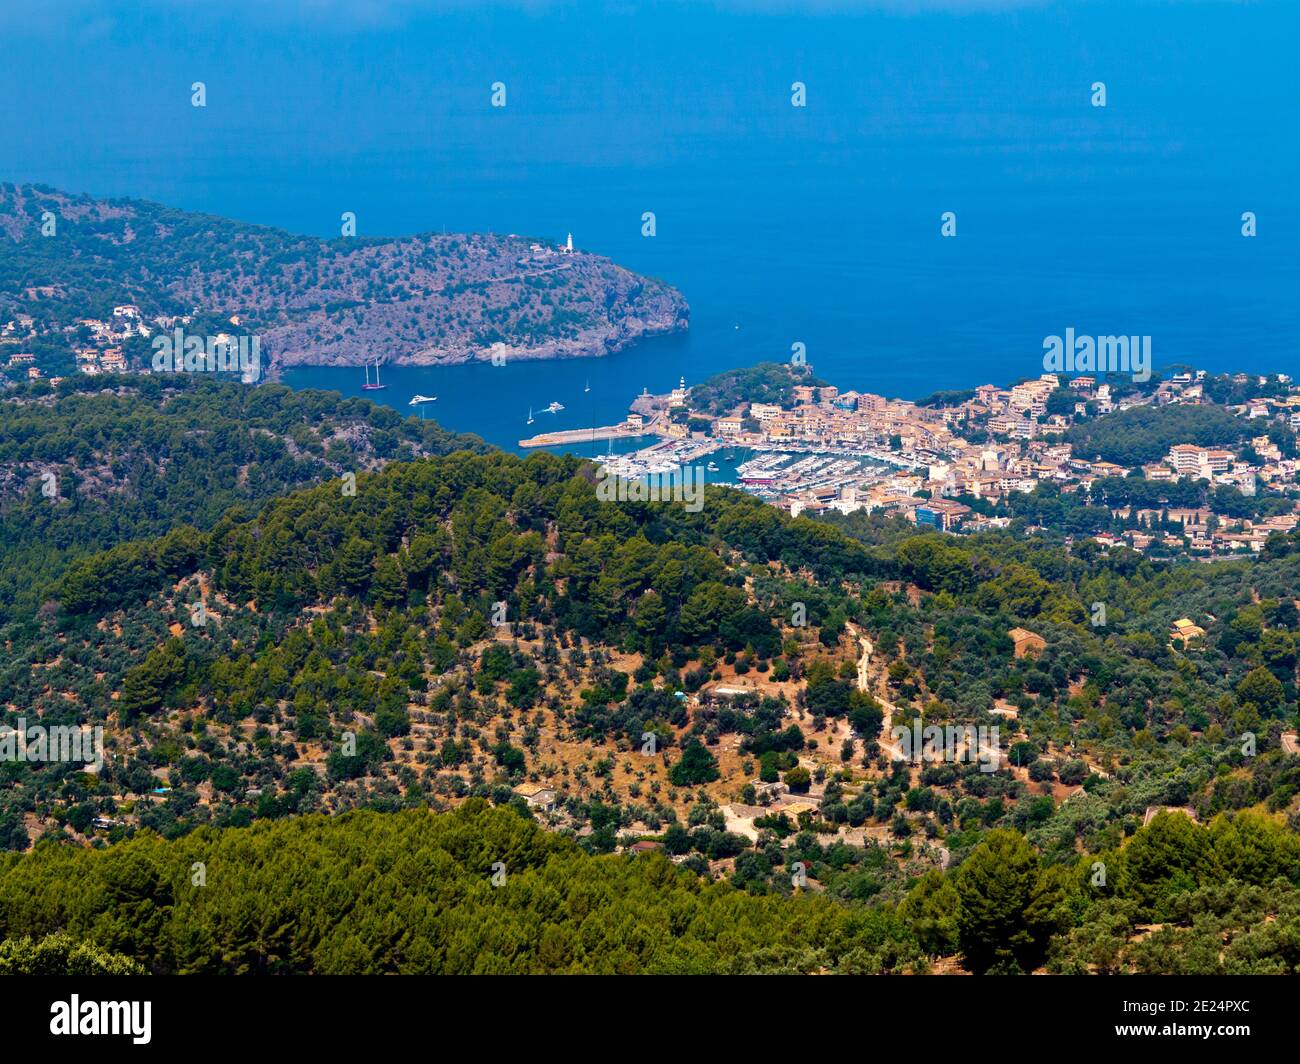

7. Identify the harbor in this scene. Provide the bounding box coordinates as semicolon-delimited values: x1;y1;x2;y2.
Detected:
597;436;727;477
304;359;929;510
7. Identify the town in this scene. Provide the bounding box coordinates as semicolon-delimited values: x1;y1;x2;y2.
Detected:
589;365;1300;556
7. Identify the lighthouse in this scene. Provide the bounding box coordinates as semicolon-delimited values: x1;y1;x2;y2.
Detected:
565;232;573;253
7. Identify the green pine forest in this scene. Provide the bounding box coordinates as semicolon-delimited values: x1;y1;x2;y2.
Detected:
2;376;1300;975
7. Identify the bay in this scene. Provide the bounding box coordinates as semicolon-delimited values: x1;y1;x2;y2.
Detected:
4;0;1295;460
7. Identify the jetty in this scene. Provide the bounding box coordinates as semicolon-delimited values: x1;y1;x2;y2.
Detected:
519;424;650;448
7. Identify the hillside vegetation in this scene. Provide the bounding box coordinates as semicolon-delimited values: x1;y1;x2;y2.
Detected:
3;802;1300;974
0;375;484;625
2;382;1300;975
1062;404;1252;465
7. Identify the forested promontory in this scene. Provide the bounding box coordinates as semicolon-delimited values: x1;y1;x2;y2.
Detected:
0;183;689;373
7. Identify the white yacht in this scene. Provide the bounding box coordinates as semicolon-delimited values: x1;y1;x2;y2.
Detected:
408;394;437;406
545;401;564;414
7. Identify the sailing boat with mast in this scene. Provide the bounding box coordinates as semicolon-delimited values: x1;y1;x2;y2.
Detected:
526;407;534;425
361;360;388;391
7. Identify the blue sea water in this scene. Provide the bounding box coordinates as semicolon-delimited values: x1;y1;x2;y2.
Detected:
3;1;1297;455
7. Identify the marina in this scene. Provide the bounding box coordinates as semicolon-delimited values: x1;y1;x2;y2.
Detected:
735;452;887;499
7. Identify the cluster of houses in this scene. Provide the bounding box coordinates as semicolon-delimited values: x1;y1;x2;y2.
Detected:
1;313;50;382
2;303;214;380
1085;509;1299;555
65;303;154;376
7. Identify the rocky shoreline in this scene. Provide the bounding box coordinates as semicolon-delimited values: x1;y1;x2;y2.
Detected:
266;299;689;374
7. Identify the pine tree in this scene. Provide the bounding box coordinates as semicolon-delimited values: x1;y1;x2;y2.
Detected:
956;829;1061;973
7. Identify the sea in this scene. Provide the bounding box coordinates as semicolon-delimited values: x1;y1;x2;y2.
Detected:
3;1;1297;466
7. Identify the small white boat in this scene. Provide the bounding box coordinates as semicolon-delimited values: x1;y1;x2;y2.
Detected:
584;378;590;393
408;394;437;406
706;461;719;472
545;401;564;414
526;407;534;424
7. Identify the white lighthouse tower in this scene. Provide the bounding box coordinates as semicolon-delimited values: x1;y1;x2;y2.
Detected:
565;232;574;253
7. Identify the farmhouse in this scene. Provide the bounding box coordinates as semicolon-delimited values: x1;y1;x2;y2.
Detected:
513;782;557;810
1008;627;1046;658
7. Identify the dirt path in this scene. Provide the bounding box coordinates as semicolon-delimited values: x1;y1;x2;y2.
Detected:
846;622;905;761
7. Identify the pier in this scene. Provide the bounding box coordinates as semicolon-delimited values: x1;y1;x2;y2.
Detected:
518;425;651;448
